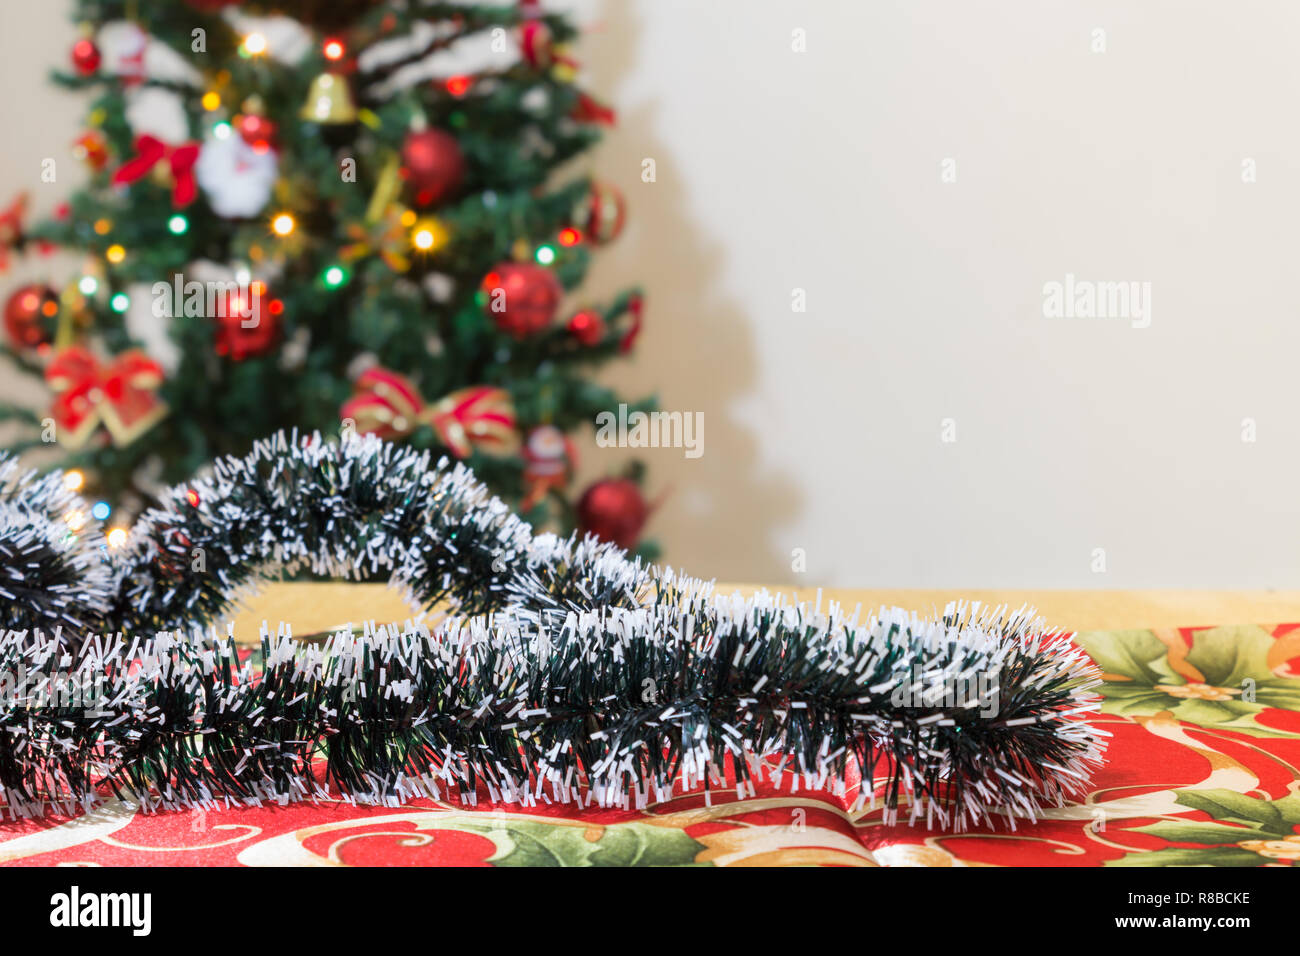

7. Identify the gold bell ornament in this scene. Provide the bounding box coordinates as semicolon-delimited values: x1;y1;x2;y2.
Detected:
300;72;357;124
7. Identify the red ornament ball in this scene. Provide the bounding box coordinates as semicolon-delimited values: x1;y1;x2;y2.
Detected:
3;284;58;349
401;128;464;206
577;478;649;550
235;113;277;152
70;38;101;75
482;263;562;338
72;131;109;171
214;282;279;360
567;309;605;346
572;181;626;245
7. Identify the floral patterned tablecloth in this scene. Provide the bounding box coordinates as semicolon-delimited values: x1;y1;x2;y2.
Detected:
2;623;1298;867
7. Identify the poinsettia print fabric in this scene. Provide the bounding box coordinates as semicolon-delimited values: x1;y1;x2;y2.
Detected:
2;624;1297;866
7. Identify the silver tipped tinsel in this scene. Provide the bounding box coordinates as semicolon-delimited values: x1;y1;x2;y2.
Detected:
0;431;1108;829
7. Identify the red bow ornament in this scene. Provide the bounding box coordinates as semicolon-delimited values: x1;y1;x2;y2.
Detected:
519;19;580;72
112;135;200;207
620;294;644;352
340;368;424;440
341;368;519;458
339;205;411;273
572;92;616;126
516;1;611;124
45;346;169;449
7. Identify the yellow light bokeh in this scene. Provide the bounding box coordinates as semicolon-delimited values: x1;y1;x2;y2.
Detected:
63;470;85;492
411;218;449;252
105;244;126;264
201;91;220;111
243;33;267;55
272;213;295;237
107;528;128;548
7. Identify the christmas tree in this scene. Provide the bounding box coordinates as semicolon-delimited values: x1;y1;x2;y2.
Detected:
0;0;656;554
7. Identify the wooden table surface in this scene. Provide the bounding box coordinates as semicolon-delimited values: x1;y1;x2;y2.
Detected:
227;582;1300;639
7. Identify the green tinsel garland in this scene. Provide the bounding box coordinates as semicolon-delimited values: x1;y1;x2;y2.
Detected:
0;432;1108;830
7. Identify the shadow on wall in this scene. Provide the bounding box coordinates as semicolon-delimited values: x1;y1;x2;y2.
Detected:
575;0;802;585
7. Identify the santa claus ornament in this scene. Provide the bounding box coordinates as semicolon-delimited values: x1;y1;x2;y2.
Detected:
195;132;278;218
521;425;574;510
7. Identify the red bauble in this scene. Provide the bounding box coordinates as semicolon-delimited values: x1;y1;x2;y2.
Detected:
482;263;562;338
566;309;605;346
401;128;464;206
71;38;101;75
214;283;279;360
72;131;109;171
235;113;277;153
3;284;58;349
577;478;649;550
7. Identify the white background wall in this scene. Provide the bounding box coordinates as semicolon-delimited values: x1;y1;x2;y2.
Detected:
4;1;1298;589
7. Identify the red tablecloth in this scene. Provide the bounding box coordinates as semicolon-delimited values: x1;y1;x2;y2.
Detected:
3;623;1298;866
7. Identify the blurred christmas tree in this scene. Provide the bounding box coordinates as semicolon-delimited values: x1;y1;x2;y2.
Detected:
0;0;657;554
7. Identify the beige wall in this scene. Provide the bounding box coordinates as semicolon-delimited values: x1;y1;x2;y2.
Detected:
4;1;1298;589
0;2;82;424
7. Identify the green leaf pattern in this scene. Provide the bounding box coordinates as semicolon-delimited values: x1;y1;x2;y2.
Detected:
1104;788;1300;867
425;815;706;867
1075;625;1300;866
1075;626;1300;736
